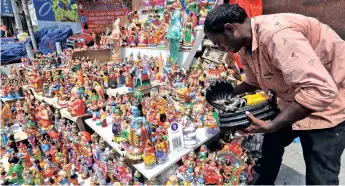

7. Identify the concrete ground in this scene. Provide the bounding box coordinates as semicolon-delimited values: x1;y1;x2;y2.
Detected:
275;143;345;185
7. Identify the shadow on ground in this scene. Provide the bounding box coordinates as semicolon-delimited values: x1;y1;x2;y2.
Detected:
275;164;305;185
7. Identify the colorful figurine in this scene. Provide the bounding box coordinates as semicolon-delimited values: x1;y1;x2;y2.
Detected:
143;140;156;169
112;108;123;142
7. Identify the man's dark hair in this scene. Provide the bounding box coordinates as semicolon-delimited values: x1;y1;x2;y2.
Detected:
204;4;248;33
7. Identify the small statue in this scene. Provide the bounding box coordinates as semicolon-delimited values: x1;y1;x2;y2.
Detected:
70;88;86;117
198;0;209;25
143;140;156;169
112;108;123;142
137;24;148;47
31;71;43;93
121;26;128;46
182;15;195;49
110;18;121;62
155;136;168;164
147;26;156;47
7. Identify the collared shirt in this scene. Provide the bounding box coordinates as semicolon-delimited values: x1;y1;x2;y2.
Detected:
240;13;345;130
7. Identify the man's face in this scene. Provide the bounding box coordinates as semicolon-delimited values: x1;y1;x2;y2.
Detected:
206;26;244;53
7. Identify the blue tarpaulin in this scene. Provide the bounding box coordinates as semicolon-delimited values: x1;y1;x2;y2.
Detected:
1;39;27;64
1;27;73;64
35;27;73;54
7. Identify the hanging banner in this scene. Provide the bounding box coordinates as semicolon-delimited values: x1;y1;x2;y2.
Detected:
32;0;80;22
76;0;127;33
1;0;14;17
32;0;81;33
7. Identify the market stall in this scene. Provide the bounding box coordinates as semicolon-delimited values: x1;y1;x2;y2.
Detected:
0;0;270;185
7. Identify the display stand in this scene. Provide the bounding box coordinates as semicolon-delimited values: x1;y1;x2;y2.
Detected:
85;116;219;180
85;117;124;154
60;108;91;131
106;86;133;97
133;127;219;180
0;97;24;104
120;47;190;65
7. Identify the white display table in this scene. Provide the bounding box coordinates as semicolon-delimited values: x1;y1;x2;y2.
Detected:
106;86;133;97
120;47;190;66
85;116;219;180
85;117;124;155
0;97;24;103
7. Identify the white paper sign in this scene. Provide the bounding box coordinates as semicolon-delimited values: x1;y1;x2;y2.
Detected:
168;122;185;154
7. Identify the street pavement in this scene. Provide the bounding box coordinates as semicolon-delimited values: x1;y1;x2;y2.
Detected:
275;143;345;185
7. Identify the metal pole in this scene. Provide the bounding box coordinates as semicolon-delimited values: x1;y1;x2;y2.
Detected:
21;0;38;50
10;0;24;33
56;42;62;54
25;43;35;59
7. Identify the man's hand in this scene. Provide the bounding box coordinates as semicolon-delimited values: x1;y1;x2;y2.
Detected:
245;101;313;133
245;111;275;133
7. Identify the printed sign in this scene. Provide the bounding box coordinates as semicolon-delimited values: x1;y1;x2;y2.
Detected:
32;0;81;33
76;0;127;32
1;0;13;17
32;0;80;22
202;47;228;64
168;122;185;154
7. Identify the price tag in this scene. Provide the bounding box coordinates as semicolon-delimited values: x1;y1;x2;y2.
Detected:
168;122;185;154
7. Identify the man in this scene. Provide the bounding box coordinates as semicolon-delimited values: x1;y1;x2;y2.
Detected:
80;11;88;29
204;4;345;185
0;24;7;37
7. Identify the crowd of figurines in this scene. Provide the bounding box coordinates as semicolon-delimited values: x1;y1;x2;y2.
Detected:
1;66;26;100
166;131;263;185
0;95;136;185
0;46;253;185
1;94;262;186
97;0;217;51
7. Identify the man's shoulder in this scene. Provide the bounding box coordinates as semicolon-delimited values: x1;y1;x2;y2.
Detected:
253;13;308;45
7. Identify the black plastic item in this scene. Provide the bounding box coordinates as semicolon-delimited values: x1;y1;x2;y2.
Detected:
206;80;279;129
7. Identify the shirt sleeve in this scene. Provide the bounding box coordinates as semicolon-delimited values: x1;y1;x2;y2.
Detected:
240;52;260;87
267;29;339;111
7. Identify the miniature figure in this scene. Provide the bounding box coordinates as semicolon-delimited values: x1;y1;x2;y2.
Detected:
143;140;156;169
110;18;121;62
112;108;123;142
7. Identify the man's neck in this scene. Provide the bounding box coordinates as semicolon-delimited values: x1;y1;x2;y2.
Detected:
243;18;253;52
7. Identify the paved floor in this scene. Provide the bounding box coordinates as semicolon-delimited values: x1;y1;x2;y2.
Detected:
275;143;345;185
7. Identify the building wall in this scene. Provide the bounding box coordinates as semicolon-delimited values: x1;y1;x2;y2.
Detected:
263;0;345;39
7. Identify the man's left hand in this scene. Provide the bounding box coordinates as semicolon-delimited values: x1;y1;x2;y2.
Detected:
245;111;275;133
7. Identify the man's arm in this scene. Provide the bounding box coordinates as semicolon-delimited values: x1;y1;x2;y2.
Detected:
259;29;338;133
232;53;260;96
233;81;258;96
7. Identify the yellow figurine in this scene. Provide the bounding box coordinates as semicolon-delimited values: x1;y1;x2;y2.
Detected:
143;141;156;169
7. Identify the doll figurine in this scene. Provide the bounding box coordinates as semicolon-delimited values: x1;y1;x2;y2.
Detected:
38;103;53;133
182;15;194;49
147;26;156;47
198;0;209;25
120;120;130;151
81;161;89;179
110;18;121;62
121;26;128;46
71;89;86;117
197;145;209;162
155;136;168;164
112;108;122;142
143;141;156;169
137;24;148;47
101;109;107;127
204;111;218;133
156;24;167;48
103;71;109;88
31;71;43;93
128;28;137;47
